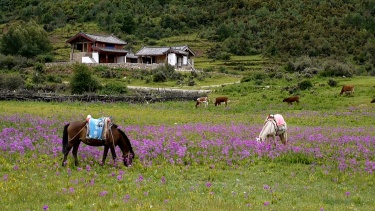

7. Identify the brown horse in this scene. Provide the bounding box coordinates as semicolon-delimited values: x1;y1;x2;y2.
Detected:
214;96;228;106
283;96;299;105
62;120;134;167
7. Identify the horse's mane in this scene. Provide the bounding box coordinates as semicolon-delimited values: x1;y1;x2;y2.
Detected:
113;124;135;158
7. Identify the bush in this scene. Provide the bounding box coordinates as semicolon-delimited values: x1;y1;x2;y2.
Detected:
100;83;128;95
153;71;167;82
240;75;252;83
70;64;102;94
36;54;54;63
32;72;46;84
187;76;195;86
319;60;354;77
0;74;25;90
298;80;313;90
34;62;45;74
0;54;32;70
327;79;338;87
218;66;228;73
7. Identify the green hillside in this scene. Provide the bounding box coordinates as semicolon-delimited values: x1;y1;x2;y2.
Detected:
1;0;374;68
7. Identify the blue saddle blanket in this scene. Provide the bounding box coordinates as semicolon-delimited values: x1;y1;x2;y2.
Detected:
87;118;106;140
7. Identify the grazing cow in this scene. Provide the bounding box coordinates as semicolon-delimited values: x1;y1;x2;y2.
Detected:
340;85;354;95
196;97;209;108
283;96;299;105
214;96;228;106
371;98;375;103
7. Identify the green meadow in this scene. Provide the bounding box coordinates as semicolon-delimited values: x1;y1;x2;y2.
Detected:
0;75;375;211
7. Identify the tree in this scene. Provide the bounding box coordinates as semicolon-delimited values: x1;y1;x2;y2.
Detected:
0;20;52;58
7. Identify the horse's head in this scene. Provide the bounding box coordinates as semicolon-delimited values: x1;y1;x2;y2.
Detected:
116;127;135;167
256;137;261;143
124;152;134;167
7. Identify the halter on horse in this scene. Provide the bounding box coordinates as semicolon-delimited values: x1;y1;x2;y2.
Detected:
256;114;287;145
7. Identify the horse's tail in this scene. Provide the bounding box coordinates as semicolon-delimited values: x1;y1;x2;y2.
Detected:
62;123;70;154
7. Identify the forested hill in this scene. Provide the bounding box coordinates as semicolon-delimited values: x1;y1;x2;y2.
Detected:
1;0;374;65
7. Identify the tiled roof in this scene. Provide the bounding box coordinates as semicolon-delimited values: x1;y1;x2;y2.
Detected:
172;46;196;56
85;33;127;45
135;46;194;56
135;47;171;56
92;46;128;54
126;52;138;59
66;32;127;45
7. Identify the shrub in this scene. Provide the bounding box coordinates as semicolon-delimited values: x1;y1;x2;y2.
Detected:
298;80;313;90
240;75;252;83
70;64;101;94
153;71;167;82
187;76;196;86
253;72;267;80
218;66;227;73
275;72;284;79
101;70;117;78
319;60;354;77
327;79;338;87
0;74;25;90
36;54;54;63
100;83;128;95
34;62;45;74
32;72;46;84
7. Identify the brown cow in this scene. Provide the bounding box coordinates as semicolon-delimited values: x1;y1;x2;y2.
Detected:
340;85;354;95
283;96;299;105
214;96;228;106
195;97;208;108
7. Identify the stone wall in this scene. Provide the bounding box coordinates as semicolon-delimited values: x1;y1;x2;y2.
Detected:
45;62;165;70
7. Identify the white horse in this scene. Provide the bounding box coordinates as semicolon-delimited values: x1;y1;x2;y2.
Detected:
256;115;287;145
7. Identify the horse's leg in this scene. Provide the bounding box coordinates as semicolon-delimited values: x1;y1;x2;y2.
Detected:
101;146;110;165
272;135;277;148
281;132;287;145
72;141;81;166
109;146;117;164
62;142;74;166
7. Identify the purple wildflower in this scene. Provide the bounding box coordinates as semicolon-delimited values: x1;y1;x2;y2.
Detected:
123;194;130;203
264;201;270;206
137;175;143;183
43;205;49;211
117;175;123;181
206;182;212;188
100;191;108;197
